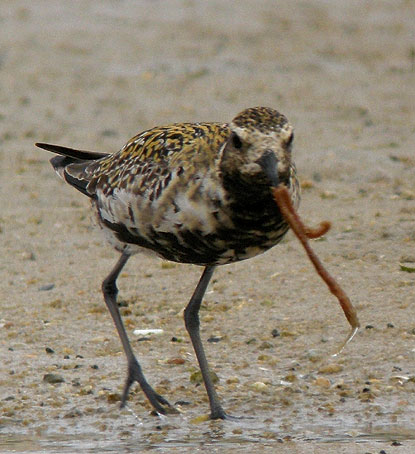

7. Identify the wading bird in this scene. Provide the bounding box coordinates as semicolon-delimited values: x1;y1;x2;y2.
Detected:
36;106;299;419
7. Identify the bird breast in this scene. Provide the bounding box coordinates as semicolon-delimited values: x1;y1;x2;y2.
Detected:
93;168;292;265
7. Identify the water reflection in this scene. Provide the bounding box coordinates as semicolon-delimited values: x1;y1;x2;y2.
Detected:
1;423;414;454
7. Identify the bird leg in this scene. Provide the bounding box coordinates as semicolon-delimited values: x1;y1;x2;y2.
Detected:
184;266;229;420
102;252;175;414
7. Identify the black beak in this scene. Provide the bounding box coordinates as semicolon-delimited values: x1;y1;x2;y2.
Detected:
256;150;279;187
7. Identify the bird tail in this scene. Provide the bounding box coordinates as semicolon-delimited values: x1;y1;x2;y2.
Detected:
36;142;109;197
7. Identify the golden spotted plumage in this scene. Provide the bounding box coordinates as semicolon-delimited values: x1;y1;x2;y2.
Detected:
89;122;228;197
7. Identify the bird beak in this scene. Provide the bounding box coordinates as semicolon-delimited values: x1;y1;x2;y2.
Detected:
256;150;279;187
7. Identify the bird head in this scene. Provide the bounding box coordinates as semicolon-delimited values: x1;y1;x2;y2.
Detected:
219;107;294;189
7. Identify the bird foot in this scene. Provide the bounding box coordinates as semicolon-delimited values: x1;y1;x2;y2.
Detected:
209;405;249;420
210;411;252;421
120;358;177;415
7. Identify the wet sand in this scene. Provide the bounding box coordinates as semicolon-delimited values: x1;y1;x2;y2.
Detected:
1;1;415;452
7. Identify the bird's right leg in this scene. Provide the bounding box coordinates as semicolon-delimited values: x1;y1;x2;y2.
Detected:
102;251;175;414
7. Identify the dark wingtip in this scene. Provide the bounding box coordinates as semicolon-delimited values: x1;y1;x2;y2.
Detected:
35;142;51;150
35;142;74;154
35;142;109;160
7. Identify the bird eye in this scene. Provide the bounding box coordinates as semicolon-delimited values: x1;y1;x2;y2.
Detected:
231;132;243;149
286;132;294;147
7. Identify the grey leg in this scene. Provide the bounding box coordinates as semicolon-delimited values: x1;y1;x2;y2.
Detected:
102;252;174;414
184;266;228;419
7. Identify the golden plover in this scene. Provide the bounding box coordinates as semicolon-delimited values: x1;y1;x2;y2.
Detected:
36;106;299;419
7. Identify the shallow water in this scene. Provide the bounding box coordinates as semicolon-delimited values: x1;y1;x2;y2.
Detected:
2;410;414;453
1;428;414;454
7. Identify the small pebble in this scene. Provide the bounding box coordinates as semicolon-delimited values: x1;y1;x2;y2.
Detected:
226;376;240;384
100;129;117;137
190;370;218;384
43;373;65;384
391;441;402;446
400;254;415;263
313;377;331;388
259;341;273;350
301;179;314;189
400;263;415;273
45;347;54;354
271;329;280;337
190;414;210;424
306;349;321;362
38;284;55;291
365;325;374;329
281;330;297;337
133;329;164;336
257;354;271;362
207;336;222;343
79;385;93;395
90;364;99;370
319;364;343;374
320;190;337;199
387;323;394;328
312;172;322;182
107;392;121;403
284;373;297;383
167;358;185;365
251;381;268;392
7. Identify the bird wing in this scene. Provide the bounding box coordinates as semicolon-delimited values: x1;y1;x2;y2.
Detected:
37;122;229;200
84;122;229;197
35;143;109;161
36;142;110;197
